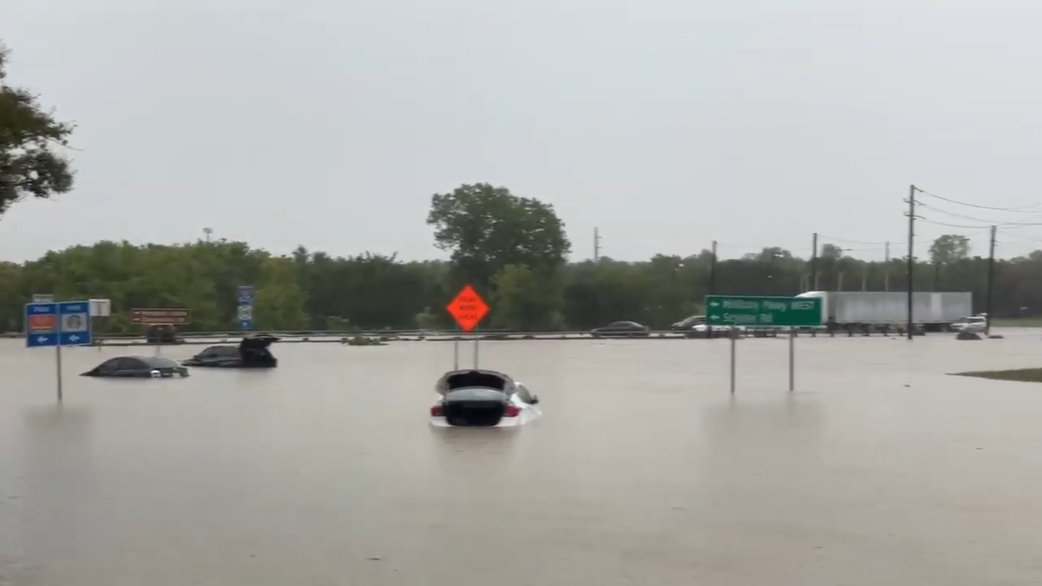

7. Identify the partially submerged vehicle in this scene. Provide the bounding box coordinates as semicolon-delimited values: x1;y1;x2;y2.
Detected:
81;355;190;378
430;368;542;428
951;314;988;333
181;334;280;368
146;324;183;344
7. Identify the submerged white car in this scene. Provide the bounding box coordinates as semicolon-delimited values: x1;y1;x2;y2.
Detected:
430;368;542;428
951;315;988;333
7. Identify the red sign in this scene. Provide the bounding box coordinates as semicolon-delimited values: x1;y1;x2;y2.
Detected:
131;308;191;325
28;314;57;332
446;285;489;332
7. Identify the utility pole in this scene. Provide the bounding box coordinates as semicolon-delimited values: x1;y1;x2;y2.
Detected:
986;225;997;335
810;233;818;290
708;240;718;295
906;185;917;340
593;227;601;262
884;241;890;291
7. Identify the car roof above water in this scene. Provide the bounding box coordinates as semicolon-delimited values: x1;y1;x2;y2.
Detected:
131;355;182;368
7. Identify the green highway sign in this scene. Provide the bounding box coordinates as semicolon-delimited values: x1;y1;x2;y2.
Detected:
705;295;823;327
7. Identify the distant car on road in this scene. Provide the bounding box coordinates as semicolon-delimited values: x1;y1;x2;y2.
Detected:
951;315;987;333
671;315;706;331
591;321;651;338
81;355;190;378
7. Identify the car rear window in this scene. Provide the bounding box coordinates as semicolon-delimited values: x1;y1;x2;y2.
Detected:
445;388;509;402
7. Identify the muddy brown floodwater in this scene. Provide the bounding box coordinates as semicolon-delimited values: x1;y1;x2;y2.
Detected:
3;331;1042;585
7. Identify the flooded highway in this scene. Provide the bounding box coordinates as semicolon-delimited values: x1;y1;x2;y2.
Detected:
3;332;1042;585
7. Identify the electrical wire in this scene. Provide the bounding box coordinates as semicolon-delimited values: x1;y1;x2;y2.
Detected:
916;187;1042;213
917;201;1042;230
916;217;994;230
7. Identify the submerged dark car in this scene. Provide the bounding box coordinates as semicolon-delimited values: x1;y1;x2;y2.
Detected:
180;334;280;368
590;321;652;338
81;355;190;378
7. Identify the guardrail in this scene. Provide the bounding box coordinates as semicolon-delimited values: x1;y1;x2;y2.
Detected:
0;324;927;342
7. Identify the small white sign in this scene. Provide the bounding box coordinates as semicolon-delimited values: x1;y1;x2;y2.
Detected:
89;299;111;317
33;293;55;303
237;305;253;321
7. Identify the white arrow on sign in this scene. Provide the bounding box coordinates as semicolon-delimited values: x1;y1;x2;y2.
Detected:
37;336;47;343
709;301;720;307
68;334;80;342
709;315;721;321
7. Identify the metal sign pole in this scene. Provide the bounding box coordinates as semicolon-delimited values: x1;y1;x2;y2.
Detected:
788;327;795;392
729;329;737;394
56;344;63;402
56;315;64;402
453;329;460;370
473;335;480;368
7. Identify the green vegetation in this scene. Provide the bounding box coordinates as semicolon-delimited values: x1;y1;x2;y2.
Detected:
2;220;1040;334
953;368;1042;383
0;43;76;218
343;335;387;347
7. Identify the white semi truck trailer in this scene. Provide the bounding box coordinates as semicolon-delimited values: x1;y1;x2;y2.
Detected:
794;291;973;332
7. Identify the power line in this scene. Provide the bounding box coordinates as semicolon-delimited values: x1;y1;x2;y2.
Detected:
916;217;994;230
916;188;1042;213
917;201;1042;227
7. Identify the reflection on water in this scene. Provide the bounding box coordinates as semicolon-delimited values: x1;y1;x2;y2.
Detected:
21;406;96;566
2;333;1042;585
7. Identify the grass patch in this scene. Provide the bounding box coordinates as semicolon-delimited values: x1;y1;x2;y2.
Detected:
342;335;388;346
991;317;1042;327
953;368;1042;383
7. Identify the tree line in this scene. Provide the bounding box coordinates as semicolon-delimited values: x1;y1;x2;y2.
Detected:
0;226;1035;334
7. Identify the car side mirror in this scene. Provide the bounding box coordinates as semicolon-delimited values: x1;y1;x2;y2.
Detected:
529;396;540;405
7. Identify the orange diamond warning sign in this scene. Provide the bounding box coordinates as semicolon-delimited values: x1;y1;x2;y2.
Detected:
446;285;489;332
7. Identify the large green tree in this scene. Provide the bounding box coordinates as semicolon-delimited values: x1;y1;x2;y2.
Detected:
426;183;571;288
0;42;75;217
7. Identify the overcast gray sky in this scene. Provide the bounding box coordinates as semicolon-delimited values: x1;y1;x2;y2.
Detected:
4;0;1042;262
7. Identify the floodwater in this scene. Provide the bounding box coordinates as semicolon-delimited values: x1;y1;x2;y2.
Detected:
2;331;1042;586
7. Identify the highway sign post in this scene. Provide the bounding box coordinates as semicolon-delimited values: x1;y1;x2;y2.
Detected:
25;300;94;402
704;295;823;395
237;284;254;331
446;285;490;369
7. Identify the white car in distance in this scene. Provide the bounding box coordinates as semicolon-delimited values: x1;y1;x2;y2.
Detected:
951;315;988;333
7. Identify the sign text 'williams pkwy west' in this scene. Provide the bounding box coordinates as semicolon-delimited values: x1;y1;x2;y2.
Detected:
704;295;823;328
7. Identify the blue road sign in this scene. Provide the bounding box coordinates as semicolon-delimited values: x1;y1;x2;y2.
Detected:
25;302;58;347
237;284;254;331
25;301;93;348
58;301;93;346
